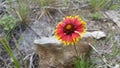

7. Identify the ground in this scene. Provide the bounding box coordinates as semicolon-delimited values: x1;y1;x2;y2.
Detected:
0;0;120;68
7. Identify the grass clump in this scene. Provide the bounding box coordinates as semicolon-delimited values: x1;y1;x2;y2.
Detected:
16;0;31;24
33;0;62;13
89;0;120;11
16;1;30;24
74;57;93;68
33;0;60;7
7;0;31;25
91;12;103;20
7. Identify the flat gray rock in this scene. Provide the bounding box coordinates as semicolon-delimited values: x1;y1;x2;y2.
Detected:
30;20;55;37
18;27;39;54
34;31;106;45
18;20;56;54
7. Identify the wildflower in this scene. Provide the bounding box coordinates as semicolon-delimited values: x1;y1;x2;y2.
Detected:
55;16;86;45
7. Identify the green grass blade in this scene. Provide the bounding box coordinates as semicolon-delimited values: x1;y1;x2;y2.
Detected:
0;38;21;68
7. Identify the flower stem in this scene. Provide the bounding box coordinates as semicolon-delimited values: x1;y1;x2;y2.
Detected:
73;44;81;67
73;44;79;59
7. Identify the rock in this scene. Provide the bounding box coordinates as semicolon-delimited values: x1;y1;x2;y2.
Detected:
91;31;106;39
34;36;92;68
34;31;106;45
83;31;106;39
105;10;120;28
31;20;55;37
82;32;92;38
18;27;39;54
34;36;60;45
18;19;56;57
33;30;106;68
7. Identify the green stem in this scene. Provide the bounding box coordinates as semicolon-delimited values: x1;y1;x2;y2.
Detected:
73;44;81;68
73;44;79;59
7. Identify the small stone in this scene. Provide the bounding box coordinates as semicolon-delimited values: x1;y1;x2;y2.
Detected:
91;31;106;39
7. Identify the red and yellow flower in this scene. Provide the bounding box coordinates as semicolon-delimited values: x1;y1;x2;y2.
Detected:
55;16;86;45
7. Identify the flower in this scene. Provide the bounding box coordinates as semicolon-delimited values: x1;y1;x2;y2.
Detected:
55;16;86;45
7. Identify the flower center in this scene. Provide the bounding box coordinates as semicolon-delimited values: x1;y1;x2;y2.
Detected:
64;24;76;35
66;24;72;30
